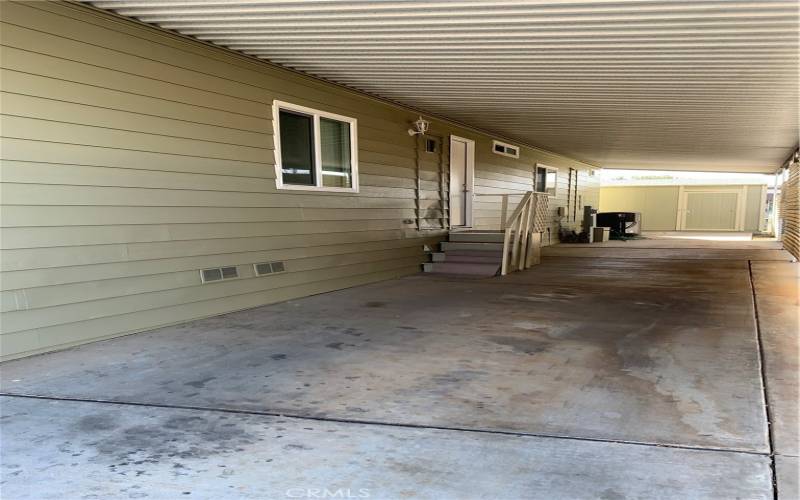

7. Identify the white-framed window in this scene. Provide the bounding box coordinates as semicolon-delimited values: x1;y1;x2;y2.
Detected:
492;139;520;159
273;100;359;192
535;164;558;197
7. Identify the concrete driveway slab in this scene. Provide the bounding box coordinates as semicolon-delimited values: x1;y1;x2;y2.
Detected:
0;396;773;500
776;455;799;500
0;258;769;453
751;261;800;457
542;246;793;261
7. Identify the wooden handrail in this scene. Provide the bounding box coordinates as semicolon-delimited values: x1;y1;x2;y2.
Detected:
500;191;542;275
472;191;544;275
504;191;532;229
474;192;529;230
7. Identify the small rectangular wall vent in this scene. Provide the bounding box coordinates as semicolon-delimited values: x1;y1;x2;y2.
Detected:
201;268;223;283
254;261;286;276
221;266;238;279
254;263;272;276
492;140;520;159
201;265;239;283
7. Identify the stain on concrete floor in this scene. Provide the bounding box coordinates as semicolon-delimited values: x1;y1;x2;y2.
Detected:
0;396;773;500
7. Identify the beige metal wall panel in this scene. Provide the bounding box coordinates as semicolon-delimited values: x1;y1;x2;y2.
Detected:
600;185;767;232
744;185;765;232
0;1;597;359
599;186;680;231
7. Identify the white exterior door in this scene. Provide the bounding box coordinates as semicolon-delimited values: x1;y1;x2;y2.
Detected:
449;135;475;227
678;187;745;231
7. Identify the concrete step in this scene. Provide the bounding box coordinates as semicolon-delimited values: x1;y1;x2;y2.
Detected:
448;231;505;243
431;251;503;264
441;241;504;252
423;262;500;276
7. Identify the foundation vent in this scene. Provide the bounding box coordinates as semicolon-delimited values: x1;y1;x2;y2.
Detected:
201;266;239;283
254;261;286;276
201;268;222;283
221;266;238;279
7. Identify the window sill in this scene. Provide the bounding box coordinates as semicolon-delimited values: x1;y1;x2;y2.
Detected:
276;183;359;194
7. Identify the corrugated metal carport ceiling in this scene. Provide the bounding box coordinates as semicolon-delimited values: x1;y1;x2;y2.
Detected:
90;0;799;173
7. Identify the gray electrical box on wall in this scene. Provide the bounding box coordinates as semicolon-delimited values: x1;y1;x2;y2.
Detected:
557;206;567;217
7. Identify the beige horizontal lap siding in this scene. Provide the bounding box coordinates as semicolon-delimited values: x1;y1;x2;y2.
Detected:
0;0;595;360
514;162;600;244
1;265;420;360
471;137;598;241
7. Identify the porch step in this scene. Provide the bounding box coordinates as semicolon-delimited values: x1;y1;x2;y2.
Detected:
425;232;505;277
448;231;505;243
422;262;500;276
423;228;513;277
441;241;504;252
431;250;503;264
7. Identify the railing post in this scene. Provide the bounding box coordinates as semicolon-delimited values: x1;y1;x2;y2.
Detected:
501;227;512;275
525;195;538;268
531;195;538;268
500;194;508;231
497;190;537;276
527;232;541;267
519;195;533;270
510;214;522;272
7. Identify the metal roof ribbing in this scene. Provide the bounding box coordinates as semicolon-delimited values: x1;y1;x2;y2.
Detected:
89;0;800;172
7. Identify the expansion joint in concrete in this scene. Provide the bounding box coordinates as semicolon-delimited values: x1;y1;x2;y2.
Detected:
748;260;779;500
0;392;771;459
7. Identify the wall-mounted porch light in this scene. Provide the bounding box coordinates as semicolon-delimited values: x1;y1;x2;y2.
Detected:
407;116;430;136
